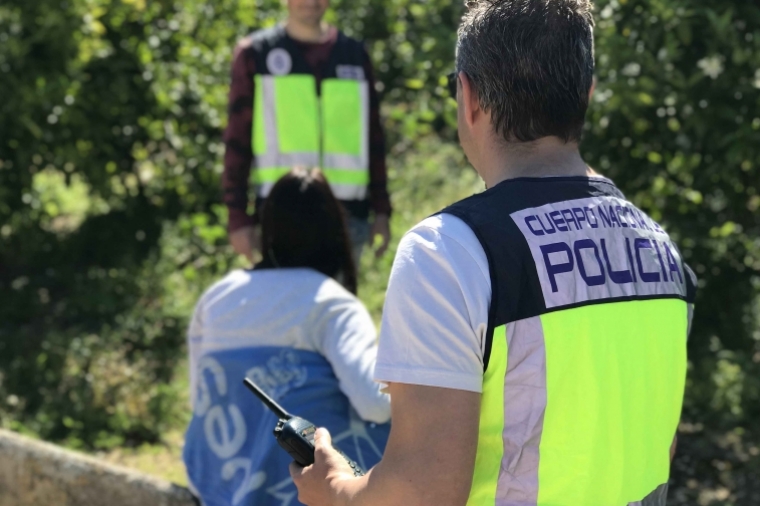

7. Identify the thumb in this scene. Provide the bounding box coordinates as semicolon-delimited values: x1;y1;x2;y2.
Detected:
314;427;333;450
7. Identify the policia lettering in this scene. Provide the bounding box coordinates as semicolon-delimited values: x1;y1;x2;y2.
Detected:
441;177;697;506
249;27;369;201
514;197;685;301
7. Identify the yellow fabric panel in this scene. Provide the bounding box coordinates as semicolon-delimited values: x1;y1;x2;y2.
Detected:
273;75;319;154
538;299;687;505
466;325;507;506
321;79;362;156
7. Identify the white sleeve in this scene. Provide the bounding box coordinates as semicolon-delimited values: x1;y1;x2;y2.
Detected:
187;301;204;410
316;296;391;424
375;214;491;393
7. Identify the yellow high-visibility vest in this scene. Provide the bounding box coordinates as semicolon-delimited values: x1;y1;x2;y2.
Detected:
252;72;369;201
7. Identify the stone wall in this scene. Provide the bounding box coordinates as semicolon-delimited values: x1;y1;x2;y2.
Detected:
0;429;195;506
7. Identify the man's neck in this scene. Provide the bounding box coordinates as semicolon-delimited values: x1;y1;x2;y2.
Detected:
479;137;596;189
285;19;330;43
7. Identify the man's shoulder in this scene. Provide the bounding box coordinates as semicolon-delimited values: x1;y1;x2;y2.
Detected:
329;29;368;65
409;214;479;246
237;26;285;53
441;176;626;222
335;29;365;49
439;190;491;217
399;214;488;277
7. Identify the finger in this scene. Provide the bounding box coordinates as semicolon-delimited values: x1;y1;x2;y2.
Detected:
314;428;342;466
375;236;390;258
289;461;306;480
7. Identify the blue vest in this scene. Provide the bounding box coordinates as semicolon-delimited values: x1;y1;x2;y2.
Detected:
183;346;390;506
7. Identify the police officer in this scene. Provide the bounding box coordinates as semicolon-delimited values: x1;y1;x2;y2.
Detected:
290;1;697;505
223;0;392;264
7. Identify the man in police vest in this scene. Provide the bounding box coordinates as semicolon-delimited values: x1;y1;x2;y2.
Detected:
290;0;697;505
223;0;392;263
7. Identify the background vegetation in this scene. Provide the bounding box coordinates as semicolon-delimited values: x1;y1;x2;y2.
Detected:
1;0;759;504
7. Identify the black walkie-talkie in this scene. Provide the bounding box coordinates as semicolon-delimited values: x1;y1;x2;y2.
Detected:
243;378;365;477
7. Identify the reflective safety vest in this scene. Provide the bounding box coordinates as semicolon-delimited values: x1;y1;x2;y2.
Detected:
441;176;697;506
249;26;369;201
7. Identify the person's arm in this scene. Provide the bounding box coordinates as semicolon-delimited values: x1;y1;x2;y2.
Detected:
223;38;259;258
293;216;491;505
187;301;204;410
316;294;390;424
362;47;391;257
291;383;480;506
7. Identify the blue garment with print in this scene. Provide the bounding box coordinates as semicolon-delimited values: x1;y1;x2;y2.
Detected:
183;346;390;506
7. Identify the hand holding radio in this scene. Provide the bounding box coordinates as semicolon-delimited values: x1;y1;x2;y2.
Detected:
289;426;359;506
242;378;365;476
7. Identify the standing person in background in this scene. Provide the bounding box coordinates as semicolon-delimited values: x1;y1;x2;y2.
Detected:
290;0;698;505
223;0;392;265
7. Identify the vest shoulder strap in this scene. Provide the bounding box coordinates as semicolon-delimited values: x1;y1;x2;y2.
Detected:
249;26;313;75
248;25;288;53
248;27;366;77
684;262;698;303
332;31;366;63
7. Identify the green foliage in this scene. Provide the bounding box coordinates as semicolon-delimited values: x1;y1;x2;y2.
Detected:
0;0;239;446
1;0;759;503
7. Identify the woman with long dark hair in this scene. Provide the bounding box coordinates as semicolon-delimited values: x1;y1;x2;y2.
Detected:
183;168;390;506
258;166;358;294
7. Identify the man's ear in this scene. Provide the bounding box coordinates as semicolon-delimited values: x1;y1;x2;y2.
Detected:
589;76;597;101
459;72;479;129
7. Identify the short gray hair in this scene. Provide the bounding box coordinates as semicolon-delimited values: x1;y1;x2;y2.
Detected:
456;0;596;143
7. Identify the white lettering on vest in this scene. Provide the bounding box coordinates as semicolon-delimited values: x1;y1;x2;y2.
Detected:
204;404;247;459
194;357;257;503
221;457;267;505
336;65;365;80
512;196;687;308
195;356;227;417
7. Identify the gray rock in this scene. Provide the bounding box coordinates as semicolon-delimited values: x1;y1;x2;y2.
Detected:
0;429;195;506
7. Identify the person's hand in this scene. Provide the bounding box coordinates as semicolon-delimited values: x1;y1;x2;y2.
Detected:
370;214;391;258
229;226;260;263
290;428;355;506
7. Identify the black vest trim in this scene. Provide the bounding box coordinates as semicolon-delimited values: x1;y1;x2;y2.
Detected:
684;264;698;304
442;177;623;323
541;293;688;315
459;218;499;373
437;176;695;372
249;26;366;82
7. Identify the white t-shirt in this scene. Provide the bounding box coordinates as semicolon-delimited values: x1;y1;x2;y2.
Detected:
375;214;491;393
188;268;391;423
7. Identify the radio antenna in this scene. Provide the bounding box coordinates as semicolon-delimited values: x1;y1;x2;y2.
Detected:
243;378;292;420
